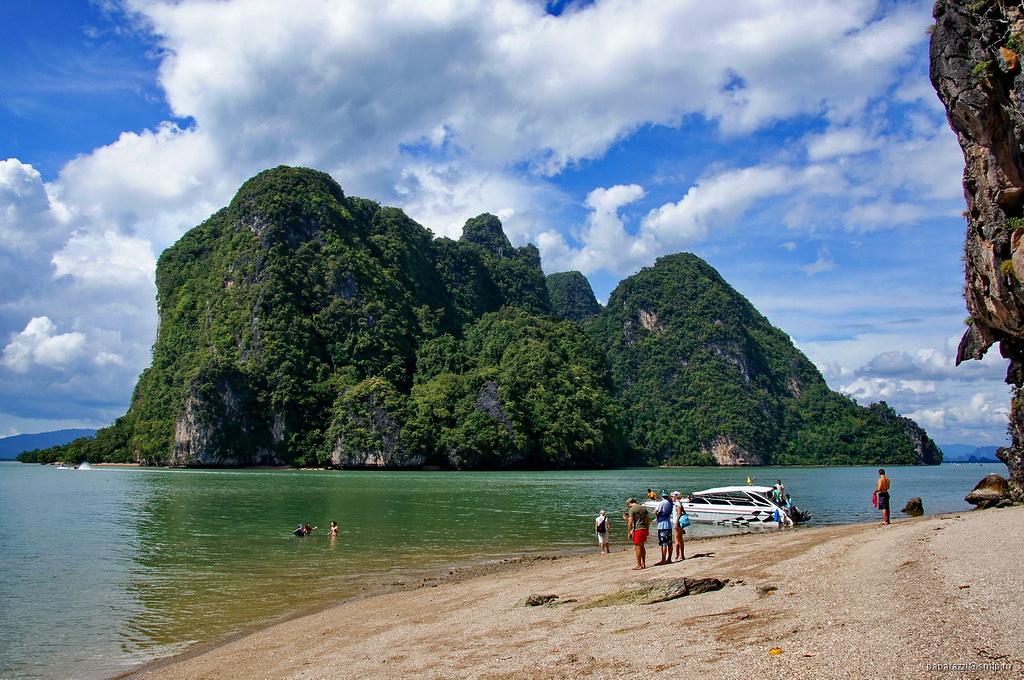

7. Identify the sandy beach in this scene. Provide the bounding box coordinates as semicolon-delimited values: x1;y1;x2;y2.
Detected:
129;506;1024;679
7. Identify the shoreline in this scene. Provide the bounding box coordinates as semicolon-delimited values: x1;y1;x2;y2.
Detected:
126;508;1024;679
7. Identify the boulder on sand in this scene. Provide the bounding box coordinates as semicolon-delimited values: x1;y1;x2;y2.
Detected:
964;474;1010;509
577;577;727;609
902;497;924;516
523;594;559;607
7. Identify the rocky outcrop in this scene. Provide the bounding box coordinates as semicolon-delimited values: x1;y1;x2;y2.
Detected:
902;497;924;516
327;377;422;468
702;436;766;466
965;473;1012;508
578;577;728;608
931;0;1024;501
638;309;663;333
171;365;281;467
475;381;515;435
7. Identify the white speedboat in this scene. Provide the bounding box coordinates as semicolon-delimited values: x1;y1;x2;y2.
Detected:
682;485;809;527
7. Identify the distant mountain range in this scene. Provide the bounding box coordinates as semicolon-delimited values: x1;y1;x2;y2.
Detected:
0;429;97;459
939;443;1001;463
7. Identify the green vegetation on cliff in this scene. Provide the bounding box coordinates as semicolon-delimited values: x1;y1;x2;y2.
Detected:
406;308;626;469
587;253;941;466
547;271;601;322
23;167;939;468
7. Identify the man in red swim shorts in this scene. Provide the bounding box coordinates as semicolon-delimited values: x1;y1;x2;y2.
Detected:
626;497;651;570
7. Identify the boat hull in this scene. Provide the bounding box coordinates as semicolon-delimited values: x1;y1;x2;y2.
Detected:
682;505;790;527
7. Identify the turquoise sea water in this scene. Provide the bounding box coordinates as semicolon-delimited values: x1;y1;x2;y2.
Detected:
0;461;1008;679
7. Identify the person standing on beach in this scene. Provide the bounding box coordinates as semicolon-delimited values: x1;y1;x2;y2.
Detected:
876;469;891;525
654;491;674;565
595;510;610;554
671;491;686;561
626;498;650;570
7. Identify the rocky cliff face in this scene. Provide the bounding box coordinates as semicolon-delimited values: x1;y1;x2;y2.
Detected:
931;0;1024;500
702;436;766;466
171;364;283;467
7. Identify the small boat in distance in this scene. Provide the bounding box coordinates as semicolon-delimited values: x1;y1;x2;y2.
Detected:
76;462;94;470
645;486;810;527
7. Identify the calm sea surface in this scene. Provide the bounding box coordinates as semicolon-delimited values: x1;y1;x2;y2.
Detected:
0;460;1007;679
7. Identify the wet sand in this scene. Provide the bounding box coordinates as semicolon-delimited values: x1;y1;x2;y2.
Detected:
128;506;1024;679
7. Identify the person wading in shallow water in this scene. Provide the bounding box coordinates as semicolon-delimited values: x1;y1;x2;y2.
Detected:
626;497;650;570
876;469;891;525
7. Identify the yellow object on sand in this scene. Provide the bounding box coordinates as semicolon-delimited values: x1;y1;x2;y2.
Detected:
768;647;783;655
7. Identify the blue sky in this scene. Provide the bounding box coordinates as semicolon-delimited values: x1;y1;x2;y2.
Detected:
0;0;1011;446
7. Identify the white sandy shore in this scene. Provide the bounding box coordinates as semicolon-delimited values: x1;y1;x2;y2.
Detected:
129;506;1024;679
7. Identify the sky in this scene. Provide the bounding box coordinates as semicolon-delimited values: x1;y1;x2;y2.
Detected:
0;0;1011;447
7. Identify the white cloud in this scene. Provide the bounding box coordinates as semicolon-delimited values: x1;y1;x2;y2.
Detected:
0;159;66;251
51;230;156;287
543;162;852;276
806;127;879;161
907;393;1010;432
0;159;157;426
129;0;922;171
94;351;125;367
643;166;791;245
2;317;87;373
54;123;226;248
817;340;1011;444
802;247;836;275
394;161;565;243
539;183;653;274
844;200;928;229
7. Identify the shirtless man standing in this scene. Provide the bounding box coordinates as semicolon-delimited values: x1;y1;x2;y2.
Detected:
876;469;891;525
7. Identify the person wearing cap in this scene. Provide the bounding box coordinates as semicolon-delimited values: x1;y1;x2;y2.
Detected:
654;490;674;565
626;497;650;570
671;491;686;561
595;510;610;553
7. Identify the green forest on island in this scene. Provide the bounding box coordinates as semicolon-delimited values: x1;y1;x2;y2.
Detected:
20;167;941;468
